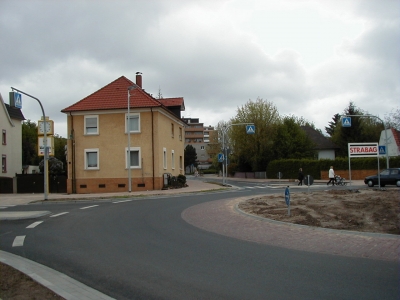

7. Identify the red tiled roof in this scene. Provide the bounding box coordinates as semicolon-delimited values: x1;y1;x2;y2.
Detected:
61;76;165;113
159;97;185;111
391;128;400;150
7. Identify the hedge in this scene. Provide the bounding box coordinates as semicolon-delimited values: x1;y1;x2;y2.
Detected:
266;157;400;180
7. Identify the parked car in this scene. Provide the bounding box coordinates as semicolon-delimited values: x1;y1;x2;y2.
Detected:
364;168;400;187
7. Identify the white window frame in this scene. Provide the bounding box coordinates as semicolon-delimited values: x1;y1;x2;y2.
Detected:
171;150;175;169
84;115;99;135
125;113;140;133
163;147;167;169
125;147;141;169
84;148;99;170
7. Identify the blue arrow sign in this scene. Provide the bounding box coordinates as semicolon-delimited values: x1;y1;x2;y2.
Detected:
342;117;351;127
218;153;224;162
379;145;386;155
246;125;255;134
284;187;290;206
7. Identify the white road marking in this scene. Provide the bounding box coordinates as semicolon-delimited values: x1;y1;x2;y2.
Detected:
253;186;266;188
12;236;26;247
113;200;133;204
50;212;69;218
80;205;99;210
26;221;43;228
0;205;16;209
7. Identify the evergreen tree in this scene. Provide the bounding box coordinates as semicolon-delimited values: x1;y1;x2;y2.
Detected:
325;113;340;137
22;120;39;165
184;145;197;169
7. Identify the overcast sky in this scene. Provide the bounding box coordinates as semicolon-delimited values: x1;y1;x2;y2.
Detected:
1;0;399;137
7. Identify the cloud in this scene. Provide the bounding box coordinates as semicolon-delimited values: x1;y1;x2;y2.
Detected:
0;0;398;137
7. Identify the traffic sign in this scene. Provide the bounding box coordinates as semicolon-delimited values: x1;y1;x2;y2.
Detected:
284;187;290;206
218;153;224;162
246;125;255;134
9;92;22;109
379;145;386;155
348;143;378;158
342;117;351;127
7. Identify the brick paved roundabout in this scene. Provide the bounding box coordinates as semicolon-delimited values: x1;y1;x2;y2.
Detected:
181;196;400;262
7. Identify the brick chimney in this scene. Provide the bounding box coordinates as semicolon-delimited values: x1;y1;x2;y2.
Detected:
136;72;142;88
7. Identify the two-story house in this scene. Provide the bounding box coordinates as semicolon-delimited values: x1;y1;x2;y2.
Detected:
0;93;25;193
61;74;186;194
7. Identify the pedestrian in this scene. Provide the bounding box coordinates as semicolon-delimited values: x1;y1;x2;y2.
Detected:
298;168;304;186
327;166;335;186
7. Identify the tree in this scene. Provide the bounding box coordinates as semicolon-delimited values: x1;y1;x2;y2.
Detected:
53;134;67;168
184;145;197;170
39;156;64;174
325;113;340;137
385;107;400;130
330;102;383;157
229;98;280;171
22;120;39;166
272;115;316;160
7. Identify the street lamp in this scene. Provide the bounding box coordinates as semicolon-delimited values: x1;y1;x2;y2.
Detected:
127;85;136;192
11;87;48;200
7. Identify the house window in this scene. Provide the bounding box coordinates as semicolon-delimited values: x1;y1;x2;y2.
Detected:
171;150;175;169
126;147;141;168
200;146;205;150
126;113;140;133
85;116;98;135
2;155;6;173
179;156;183;170
2;130;6;145
84;149;99;170
163;147;167;169
179;127;182;141
171;123;174;138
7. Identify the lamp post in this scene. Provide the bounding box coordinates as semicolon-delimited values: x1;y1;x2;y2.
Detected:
221;122;255;185
127;85;136;192
11;87;48;200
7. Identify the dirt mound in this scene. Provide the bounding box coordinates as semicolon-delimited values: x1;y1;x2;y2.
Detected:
238;188;400;234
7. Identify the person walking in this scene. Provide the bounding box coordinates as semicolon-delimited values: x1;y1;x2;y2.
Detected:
298;168;304;186
327;166;335;186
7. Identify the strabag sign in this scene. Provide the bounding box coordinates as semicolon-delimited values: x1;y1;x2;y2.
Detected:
348;143;378;158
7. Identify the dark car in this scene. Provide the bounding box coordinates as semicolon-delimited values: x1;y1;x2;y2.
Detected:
364;168;400;187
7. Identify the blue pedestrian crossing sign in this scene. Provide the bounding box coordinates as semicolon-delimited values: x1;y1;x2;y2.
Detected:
218;153;224;162
379;145;386;155
9;92;22;109
284;187;290;206
342;117;351;127
246;125;255;134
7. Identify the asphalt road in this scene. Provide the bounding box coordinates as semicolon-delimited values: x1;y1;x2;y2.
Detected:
0;186;398;299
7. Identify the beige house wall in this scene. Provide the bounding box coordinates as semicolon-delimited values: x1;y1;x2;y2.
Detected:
65;108;184;194
0;98;23;178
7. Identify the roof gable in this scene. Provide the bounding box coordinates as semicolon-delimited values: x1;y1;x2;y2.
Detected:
61;76;164;113
301;126;339;150
158;97;185;111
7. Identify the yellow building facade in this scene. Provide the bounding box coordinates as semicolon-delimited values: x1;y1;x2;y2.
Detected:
62;75;185;194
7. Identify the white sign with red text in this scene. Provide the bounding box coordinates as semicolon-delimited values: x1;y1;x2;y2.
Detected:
348;143;378;158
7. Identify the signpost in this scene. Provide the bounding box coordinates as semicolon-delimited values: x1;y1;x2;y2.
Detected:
379;145;386;155
342;117;351;127
221;122;255;185
285;186;290;216
218;153;224;163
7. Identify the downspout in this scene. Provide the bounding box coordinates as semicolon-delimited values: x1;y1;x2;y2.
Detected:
69;112;76;194
151;108;155;189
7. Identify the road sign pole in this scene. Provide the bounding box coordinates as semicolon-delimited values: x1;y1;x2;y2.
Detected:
11;87;48;200
220;122;255;186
